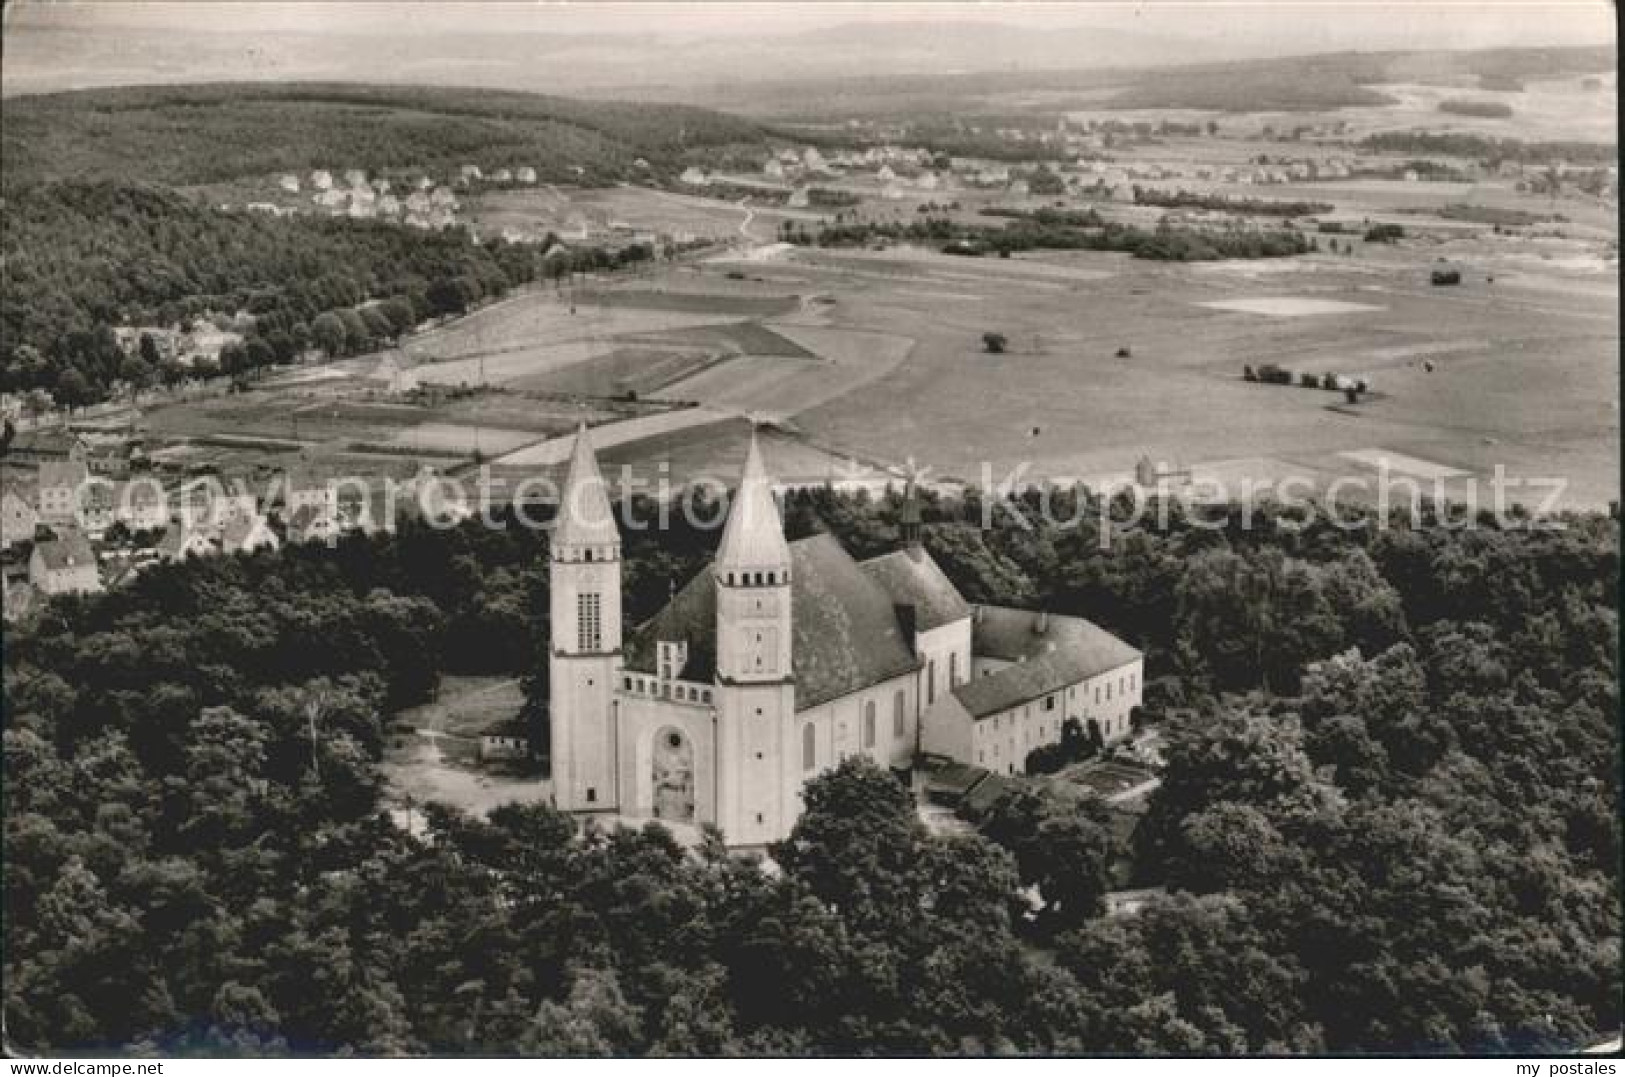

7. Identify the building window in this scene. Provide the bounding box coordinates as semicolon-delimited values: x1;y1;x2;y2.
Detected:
803;723;816;771
586;787;596;803
1095;685;1101;704
577;593;602;652
893;690;905;737
1107;682;1113;701
1045;695;1056;711
927;660;936;704
863;701;876;748
949;652;959;687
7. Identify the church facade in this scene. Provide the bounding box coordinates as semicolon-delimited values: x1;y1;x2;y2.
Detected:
548;425;1144;848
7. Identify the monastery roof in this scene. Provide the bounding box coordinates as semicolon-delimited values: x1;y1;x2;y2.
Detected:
626;531;921;710
858;548;970;632
951;606;1141;719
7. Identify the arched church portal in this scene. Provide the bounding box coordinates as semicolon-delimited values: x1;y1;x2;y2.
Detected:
650;726;696;823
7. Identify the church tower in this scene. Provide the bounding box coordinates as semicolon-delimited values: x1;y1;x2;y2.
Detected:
713;430;796;846
549;423;622;813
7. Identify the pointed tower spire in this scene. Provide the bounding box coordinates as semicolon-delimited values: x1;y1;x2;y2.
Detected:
716;427;790;577
900;477;923;554
554;422;619;552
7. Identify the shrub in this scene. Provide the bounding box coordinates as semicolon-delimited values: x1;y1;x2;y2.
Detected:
982;332;1008;354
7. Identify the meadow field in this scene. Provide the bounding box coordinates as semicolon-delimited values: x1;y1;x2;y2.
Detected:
131;140;1617;512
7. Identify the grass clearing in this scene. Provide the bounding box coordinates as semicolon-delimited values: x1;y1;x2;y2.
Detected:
1199;297;1388;316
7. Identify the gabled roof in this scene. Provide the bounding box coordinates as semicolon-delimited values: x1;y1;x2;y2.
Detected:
553;423;620;549
220;513;275;551
626;532;921;711
859;548;970;632
38;460;88;489
158;524;214;558
715;430;790;572
952;606;1141;719
33;529;95;571
10;429;84;454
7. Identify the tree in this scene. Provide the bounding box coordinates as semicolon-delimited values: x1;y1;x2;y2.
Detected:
310;312;347;357
55;367;95;409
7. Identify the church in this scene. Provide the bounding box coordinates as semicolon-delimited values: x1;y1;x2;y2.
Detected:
548;425;1145;848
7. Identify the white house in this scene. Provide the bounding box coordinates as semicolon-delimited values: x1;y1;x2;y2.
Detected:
30;529;102;596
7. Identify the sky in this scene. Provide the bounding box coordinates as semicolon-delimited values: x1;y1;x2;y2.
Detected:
1;1;1614;97
5;0;1615;49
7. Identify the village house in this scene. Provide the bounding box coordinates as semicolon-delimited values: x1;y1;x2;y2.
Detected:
157;522;217;563
459;164;483;183
84;438;133;479
36;460;89;527
7;429;88;468
219;512;280;556
74;480;117;538
515;166;538;184
113;479;170;533
286;504;339;546
283;465;338;522
310;170;333;190
479;717;532;761
1;487;39;549
29;528;102;596
278;173;301;193
679;166;710;187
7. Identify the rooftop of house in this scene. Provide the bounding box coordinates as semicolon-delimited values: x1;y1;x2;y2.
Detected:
158;523;213;558
33;528;96;571
10;429;84;454
625;531;923;711
38;460;89;489
952;606;1142;719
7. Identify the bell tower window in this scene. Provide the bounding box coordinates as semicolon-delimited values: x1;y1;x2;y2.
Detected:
577;593;602;652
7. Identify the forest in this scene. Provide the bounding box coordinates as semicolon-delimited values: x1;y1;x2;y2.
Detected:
1357;131;1617;167
1130;189;1334;218
0;181;656;404
3;481;1617;1055
1;83;764;189
787;214;1313;261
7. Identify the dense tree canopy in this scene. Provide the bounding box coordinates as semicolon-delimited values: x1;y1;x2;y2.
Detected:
3;485;1617;1054
1;181;656;402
